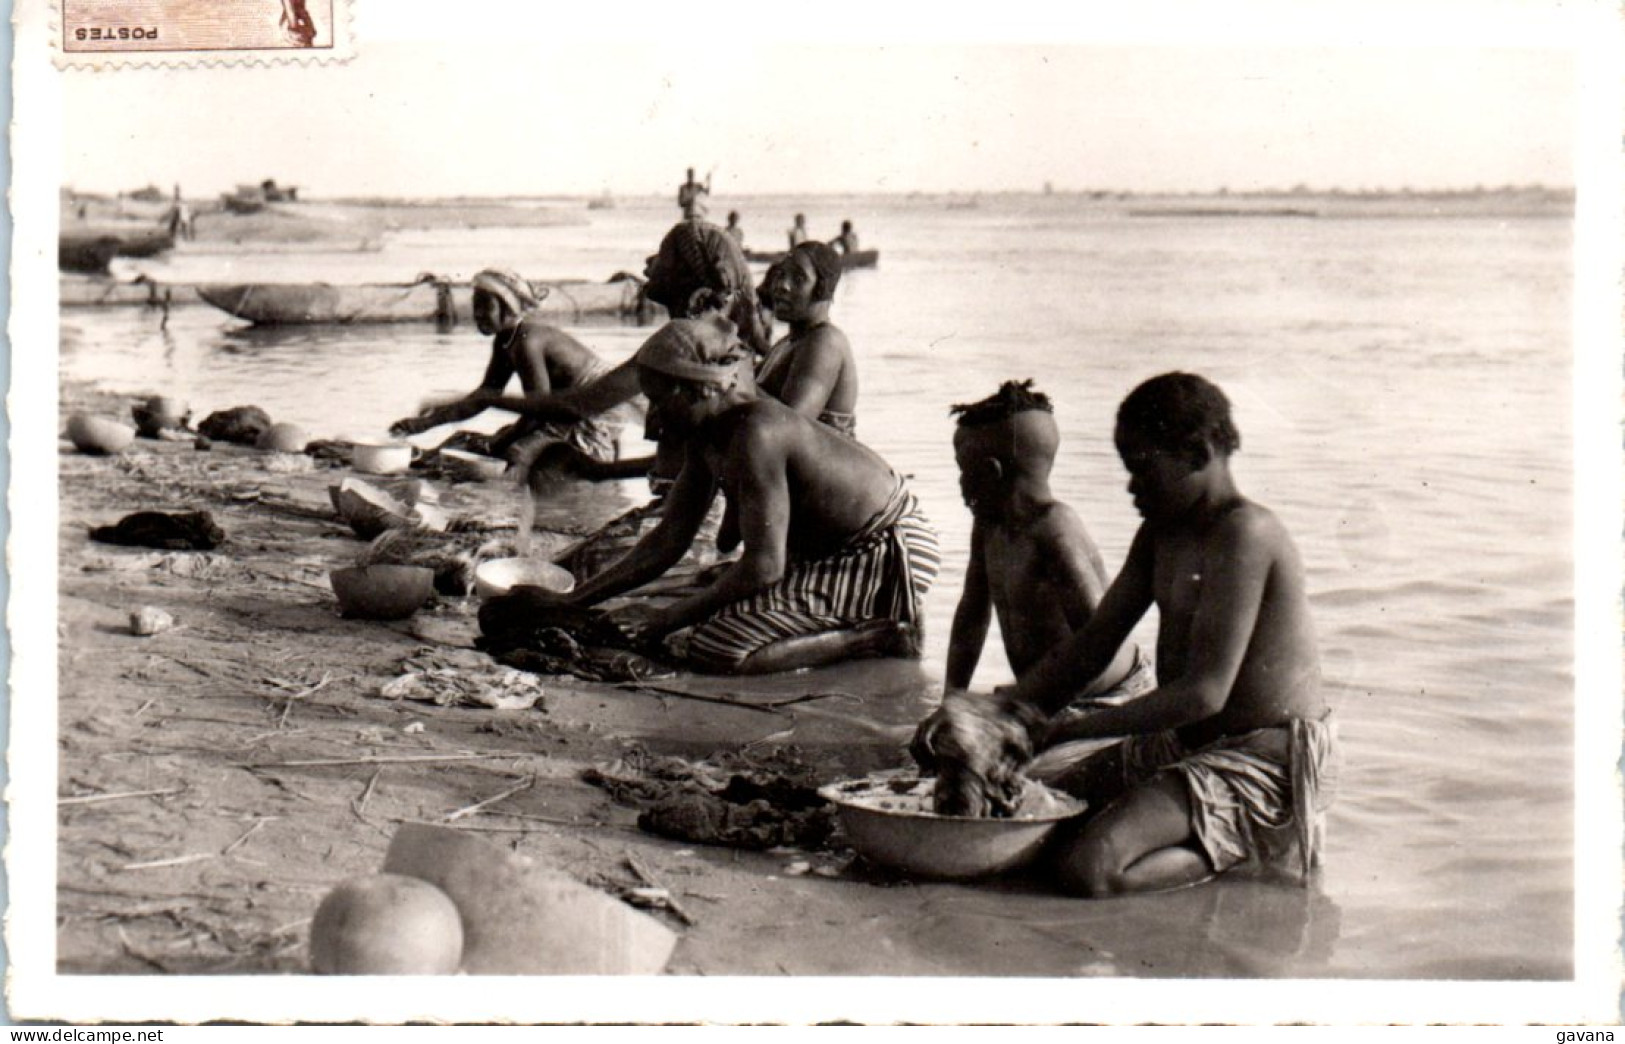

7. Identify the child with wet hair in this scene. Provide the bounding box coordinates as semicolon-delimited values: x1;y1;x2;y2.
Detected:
915;380;1150;816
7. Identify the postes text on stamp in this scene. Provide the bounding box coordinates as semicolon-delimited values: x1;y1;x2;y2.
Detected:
59;0;349;62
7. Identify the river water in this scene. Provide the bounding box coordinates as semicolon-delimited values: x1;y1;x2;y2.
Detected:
60;193;1577;980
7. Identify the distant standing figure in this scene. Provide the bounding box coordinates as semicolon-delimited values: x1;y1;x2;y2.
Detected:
787;213;809;249
725;211;745;245
678;167;711;221
166;186;194;241
831;220;860;255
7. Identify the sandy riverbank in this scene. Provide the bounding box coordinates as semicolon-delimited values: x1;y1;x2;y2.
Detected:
51;381;997;980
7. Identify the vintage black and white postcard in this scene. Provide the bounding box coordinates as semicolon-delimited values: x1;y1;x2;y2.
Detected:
8;0;1621;1026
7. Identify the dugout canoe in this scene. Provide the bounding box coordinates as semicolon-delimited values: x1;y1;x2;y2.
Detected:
194;277;661;326
61;275;200;307
59;224;176;274
743;248;878;270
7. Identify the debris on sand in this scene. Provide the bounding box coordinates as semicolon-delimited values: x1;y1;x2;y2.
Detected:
128;607;175;636
376;648;545;711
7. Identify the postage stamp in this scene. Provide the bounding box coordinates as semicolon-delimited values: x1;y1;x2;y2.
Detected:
9;0;1624;1029
55;0;352;65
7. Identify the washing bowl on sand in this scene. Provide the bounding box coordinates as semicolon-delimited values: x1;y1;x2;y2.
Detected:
330;564;435;620
353;441;414;475
66;413;136;455
473;557;575;600
818;775;1086;881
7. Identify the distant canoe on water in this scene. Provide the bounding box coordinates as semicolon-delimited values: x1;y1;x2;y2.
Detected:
194;277;662;326
59;224;176;274
744;248;879;270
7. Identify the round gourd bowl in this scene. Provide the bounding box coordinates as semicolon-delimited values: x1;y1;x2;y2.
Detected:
330;564;435;620
439;447;509;482
132;395;189;437
256;422;309;454
353;441;414;476
473;557;575;600
144;395;189;426
309;873;464;975
818;776;1087;881
66;413;136;455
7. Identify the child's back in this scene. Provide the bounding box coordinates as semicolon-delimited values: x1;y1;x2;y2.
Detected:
981;500;1121;683
946;381;1142;700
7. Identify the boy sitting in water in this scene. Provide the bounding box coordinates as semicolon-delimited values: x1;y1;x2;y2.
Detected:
915;372;1337;896
938;380;1149;725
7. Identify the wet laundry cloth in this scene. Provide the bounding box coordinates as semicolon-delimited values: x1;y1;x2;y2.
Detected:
89;510;225;551
197;406;272;446
583;747;836;851
474;596;673;683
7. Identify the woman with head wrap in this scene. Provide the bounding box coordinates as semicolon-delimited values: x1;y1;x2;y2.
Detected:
753;241;858;438
387;267;627;471
485;219;776;477
507;224;860;581
487;313;939;676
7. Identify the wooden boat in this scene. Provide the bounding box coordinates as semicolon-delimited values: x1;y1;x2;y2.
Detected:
743;248;879;270
222;180;300;214
220;195;266;215
59;224;175;274
195;277;662;326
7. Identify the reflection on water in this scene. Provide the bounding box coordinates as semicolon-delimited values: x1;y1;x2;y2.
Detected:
889;870;1342;979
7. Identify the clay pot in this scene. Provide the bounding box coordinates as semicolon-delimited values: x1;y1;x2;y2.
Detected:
66;413;136;455
144;395;188;426
383;824;675;975
329;479;448;541
132;396;190;438
256;422;309;454
309;873;463;975
330;564;434;620
353;441;413;475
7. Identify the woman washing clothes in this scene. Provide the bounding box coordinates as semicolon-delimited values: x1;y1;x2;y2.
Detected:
492;218;772;486
492;223;864;582
387;269;628;477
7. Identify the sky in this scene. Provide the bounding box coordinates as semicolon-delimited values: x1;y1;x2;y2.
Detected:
56;2;1584;199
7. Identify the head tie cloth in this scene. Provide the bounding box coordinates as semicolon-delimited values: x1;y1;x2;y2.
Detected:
471;268;541;315
789;241;842;303
645;222;770;357
635;316;751;388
